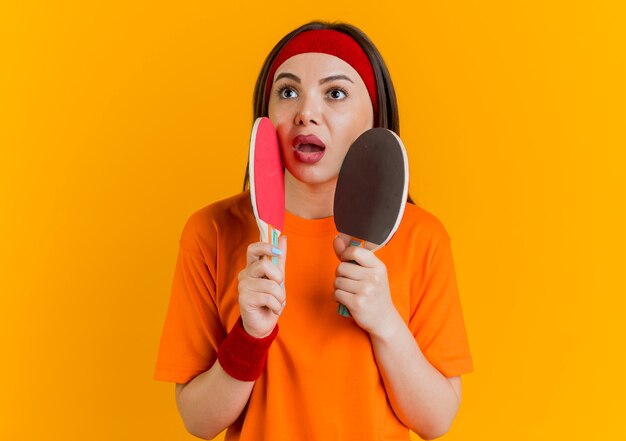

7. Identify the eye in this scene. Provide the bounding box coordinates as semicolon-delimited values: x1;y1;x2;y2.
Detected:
277;87;298;99
327;88;347;100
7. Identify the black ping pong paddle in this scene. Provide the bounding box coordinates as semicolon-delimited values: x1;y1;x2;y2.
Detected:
334;128;409;317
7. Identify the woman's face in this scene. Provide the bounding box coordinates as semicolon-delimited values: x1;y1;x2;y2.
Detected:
268;52;374;187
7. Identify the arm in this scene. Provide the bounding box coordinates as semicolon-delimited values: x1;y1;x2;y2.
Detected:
175;238;287;439
369;311;462;440
333;237;461;439
175;363;255;440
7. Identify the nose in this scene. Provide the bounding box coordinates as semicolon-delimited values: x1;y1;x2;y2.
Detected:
294;93;322;126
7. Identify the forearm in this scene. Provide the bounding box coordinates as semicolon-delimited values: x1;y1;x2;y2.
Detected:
370;311;460;440
175;361;254;440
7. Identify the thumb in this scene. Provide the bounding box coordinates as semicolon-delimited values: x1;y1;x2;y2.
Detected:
333;233;351;261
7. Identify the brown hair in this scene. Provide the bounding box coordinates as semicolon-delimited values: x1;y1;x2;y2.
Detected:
244;21;411;203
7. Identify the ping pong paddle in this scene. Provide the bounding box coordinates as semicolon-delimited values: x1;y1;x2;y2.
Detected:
334;128;409;316
249;117;285;265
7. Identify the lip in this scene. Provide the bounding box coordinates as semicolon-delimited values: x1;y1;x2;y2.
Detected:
292;134;326;164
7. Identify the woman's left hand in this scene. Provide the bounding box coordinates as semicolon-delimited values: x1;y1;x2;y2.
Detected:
333;235;398;336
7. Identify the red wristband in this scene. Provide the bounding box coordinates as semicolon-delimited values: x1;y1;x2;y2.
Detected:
217;318;278;382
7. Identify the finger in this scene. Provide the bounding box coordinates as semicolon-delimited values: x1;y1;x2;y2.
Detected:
247;258;284;284
243;279;285;304
263;294;285;315
260;278;286;305
242;275;286;304
334;288;356;312
244;291;285;316
334;276;361;295
340;245;381;268
246;242;283;266
333;234;351;260
335;261;368;281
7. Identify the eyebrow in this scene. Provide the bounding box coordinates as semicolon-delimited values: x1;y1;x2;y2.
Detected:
320;74;354;85
273;72;354;85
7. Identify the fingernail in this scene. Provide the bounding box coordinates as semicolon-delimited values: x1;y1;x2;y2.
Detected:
271;247;283;255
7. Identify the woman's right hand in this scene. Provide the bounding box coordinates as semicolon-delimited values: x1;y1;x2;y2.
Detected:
237;235;287;338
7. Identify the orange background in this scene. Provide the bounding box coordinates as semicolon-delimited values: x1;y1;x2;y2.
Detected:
1;1;625;440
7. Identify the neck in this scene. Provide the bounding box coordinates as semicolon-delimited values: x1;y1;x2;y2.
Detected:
284;171;336;219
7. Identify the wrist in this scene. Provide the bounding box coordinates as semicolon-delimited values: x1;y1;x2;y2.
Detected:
242;320;274;339
217;317;278;382
369;307;404;343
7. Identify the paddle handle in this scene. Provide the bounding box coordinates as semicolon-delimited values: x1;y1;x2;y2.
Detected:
270;225;280;266
337;303;351;317
257;219;282;266
337;238;364;317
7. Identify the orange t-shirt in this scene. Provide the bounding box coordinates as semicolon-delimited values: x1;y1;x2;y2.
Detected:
154;191;473;440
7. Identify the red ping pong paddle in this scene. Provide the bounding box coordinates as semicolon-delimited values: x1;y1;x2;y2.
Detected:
249;117;285;265
333;128;409;316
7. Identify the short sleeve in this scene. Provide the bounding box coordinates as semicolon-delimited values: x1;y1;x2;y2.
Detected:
409;229;473;378
153;217;225;384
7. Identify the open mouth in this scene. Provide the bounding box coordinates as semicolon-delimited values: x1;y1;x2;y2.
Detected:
292;135;326;164
296;143;325;153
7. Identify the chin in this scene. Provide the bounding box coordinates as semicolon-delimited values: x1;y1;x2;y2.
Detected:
287;167;337;187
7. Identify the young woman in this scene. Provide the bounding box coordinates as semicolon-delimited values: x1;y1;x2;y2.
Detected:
155;21;473;440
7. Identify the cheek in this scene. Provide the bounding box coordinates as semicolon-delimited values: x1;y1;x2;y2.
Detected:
342;90;375;131
267;109;288;150
355;98;375;130
268;104;292;130
333;112;370;147
267;96;281;124
274;125;292;160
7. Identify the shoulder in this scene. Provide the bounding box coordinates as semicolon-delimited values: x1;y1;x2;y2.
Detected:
178;192;254;256
184;191;252;231
382;202;453;269
384;202;456;271
399;203;451;245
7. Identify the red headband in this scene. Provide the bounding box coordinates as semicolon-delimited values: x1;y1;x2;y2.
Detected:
265;29;378;118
